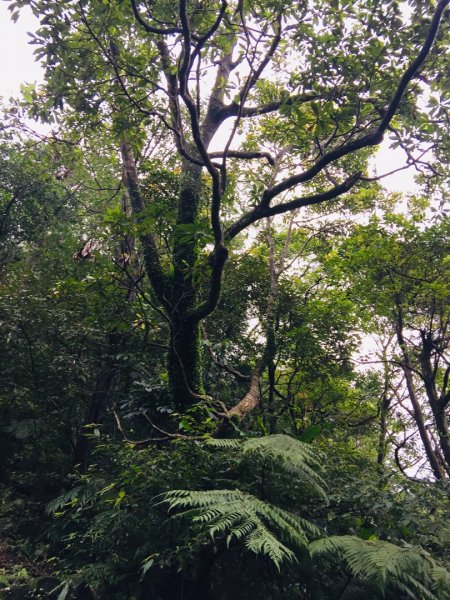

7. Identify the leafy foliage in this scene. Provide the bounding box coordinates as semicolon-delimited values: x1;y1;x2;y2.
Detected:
0;0;449;597
310;536;450;600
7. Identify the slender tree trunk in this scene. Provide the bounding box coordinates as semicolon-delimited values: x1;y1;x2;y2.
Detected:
377;394;390;467
377;343;393;466
73;189;136;472
397;350;444;479
394;305;445;479
419;333;450;475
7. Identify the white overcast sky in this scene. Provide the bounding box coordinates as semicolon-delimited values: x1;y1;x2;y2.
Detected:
0;4;417;193
0;5;43;97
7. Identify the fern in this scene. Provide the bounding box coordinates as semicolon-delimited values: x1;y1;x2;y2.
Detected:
206;434;327;500
310;535;450;600
205;438;241;449
431;566;450;598
164;488;320;569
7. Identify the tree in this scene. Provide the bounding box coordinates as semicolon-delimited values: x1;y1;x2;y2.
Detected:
10;0;449;414
331;215;450;480
1;7;450;595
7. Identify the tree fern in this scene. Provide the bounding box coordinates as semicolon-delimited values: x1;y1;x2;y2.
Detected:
206;434;327;500
310;535;450;600
163;489;321;569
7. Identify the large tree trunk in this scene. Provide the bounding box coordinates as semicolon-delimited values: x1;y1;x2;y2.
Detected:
121;141;206;408
120;42;237;411
168;319;204;408
168;161;205;405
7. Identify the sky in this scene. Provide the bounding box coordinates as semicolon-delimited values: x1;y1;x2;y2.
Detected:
0;5;43;98
0;4;417;194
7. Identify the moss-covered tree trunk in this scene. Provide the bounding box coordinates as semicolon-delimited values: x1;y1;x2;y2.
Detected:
168;320;203;407
122;140;206;407
120;36;237;410
167;160;205;405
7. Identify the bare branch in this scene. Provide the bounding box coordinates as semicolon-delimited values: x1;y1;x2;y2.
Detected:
208;150;275;165
223;92;318;119
226;172;361;240
130;0;183;35
202;325;250;382
113;406;169;445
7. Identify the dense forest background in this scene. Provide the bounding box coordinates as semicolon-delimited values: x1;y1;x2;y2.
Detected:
0;0;449;598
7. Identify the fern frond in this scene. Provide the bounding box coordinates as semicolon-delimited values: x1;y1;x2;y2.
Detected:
205;438;241;449
244;518;297;568
243;435;327;500
398;573;440;600
243;434;318;460
226;518;258;544
206;434;327;500
252;496;319;547
431;566;450;599
310;535;450;600
164;489;238;509
163;488;317;569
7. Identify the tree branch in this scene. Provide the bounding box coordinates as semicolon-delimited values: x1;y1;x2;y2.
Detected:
202;325;250;382
120;140;171;306
260;0;448;204
225;173;361;240
130;0;183;35
222;92;318;119
186;243;229;322
227;368;262;418
208;150;275;165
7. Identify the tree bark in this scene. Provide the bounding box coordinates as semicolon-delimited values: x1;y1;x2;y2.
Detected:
168;160;205;404
168;319;204;408
377;386;391;467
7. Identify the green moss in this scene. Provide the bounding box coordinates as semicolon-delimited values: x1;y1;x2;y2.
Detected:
168;321;204;408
